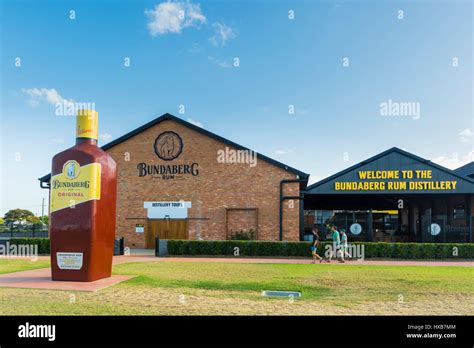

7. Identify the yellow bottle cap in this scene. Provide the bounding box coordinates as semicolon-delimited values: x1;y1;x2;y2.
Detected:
76;109;98;139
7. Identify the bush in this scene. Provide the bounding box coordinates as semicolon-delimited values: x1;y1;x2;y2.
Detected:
167;240;474;259
8;238;50;254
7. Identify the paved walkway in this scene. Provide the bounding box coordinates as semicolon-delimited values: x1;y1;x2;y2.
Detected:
112;255;474;267
0;268;134;292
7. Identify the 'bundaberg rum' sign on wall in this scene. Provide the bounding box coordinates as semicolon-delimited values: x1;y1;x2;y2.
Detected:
136;131;199;180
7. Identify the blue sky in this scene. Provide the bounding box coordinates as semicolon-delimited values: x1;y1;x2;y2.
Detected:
1;0;472;216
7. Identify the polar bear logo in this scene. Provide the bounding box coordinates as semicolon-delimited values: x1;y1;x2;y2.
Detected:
154;131;183;161
160;135;175;158
67;162;76;178
63;160;80;179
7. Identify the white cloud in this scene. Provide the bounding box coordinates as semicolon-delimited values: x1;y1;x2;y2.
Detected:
432;151;474;170
99;133;113;142
209;22;237;46
459;128;473;143
145;1;206;36
21;88;74;107
274;149;294;156
207;55;231;68
187;118;203;128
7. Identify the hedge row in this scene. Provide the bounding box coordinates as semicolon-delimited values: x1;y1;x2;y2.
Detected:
8;238;50;254
5;238;474;259
167;240;474;259
358;242;474;259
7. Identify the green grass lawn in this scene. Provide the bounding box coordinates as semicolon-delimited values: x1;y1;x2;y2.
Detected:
0;258;50;274
0;259;472;315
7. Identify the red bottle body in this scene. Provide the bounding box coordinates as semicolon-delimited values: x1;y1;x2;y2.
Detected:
49;112;117;282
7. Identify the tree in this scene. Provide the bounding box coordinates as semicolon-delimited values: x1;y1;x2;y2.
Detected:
0;217;4;225
4;209;35;224
26;215;41;224
39;215;49;224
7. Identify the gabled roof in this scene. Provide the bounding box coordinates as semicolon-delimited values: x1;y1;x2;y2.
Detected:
454;161;474;179
39;113;309;185
307;147;474;194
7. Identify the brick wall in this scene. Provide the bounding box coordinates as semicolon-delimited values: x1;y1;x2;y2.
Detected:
105;119;302;248
227;209;258;238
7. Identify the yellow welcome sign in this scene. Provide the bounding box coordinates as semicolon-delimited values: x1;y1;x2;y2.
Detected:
335;170;458;192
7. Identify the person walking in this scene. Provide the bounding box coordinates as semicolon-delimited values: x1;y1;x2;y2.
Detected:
328;225;345;263
310;225;323;264
340;230;352;260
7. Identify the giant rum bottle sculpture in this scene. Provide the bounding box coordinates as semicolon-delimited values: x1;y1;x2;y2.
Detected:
49;109;117;281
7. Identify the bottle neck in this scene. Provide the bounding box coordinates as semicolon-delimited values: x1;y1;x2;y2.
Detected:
76;138;98;146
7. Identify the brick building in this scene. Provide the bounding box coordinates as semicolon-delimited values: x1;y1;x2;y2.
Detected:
40;113;309;248
40;114;474;246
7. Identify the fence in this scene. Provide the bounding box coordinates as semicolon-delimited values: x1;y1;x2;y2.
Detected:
2;237;125;256
0;224;49;238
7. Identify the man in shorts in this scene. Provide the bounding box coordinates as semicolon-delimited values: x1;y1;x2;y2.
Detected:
328;225;345;263
340;230;352;260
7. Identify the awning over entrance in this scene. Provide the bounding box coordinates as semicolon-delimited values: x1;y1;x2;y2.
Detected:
306;147;474;196
304;148;474;243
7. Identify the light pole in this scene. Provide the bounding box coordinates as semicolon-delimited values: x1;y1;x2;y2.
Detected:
41;197;45;220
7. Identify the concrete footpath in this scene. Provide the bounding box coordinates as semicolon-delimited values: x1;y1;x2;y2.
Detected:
2;253;473;267
112;255;474;267
0;268;134;292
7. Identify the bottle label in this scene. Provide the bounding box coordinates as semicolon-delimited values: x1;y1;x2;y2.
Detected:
50;160;101;213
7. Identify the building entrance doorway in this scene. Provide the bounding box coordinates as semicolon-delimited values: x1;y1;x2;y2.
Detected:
146;219;188;248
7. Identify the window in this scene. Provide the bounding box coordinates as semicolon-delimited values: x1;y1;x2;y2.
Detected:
453;205;465;220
